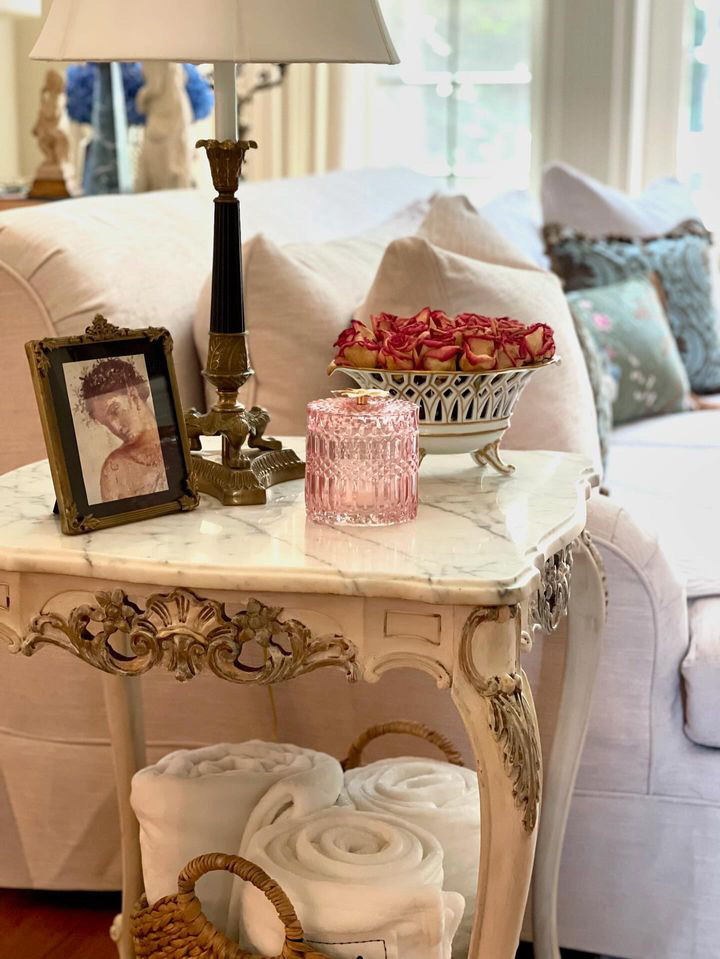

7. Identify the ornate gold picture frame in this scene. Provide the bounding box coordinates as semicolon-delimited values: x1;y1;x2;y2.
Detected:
26;314;199;535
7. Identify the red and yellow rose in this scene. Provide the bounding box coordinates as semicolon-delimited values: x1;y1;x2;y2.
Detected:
332;308;555;373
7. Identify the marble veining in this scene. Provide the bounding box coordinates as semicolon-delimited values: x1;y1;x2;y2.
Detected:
0;442;597;606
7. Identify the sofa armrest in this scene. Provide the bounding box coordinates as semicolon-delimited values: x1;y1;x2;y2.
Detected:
527;492;689;795
581;494;689;792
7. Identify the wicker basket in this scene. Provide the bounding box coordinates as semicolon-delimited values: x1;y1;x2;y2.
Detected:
132;852;331;959
341;720;465;771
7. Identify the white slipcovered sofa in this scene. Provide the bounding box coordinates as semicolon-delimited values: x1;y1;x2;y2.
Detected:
0;167;718;959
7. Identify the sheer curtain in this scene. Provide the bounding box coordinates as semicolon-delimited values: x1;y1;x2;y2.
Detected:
240;62;353;182
237;0;535;194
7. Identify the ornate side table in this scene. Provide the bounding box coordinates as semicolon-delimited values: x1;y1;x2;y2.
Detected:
0;444;605;959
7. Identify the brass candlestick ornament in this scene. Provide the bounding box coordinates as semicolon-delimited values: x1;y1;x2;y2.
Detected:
185;139;304;505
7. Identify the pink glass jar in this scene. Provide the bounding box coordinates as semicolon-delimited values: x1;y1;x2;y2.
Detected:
305;390;419;526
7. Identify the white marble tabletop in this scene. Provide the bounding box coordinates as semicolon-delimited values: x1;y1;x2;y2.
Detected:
0;442;596;606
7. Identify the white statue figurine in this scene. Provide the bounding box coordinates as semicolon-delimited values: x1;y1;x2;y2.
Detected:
29;69;77;199
135;62;194;192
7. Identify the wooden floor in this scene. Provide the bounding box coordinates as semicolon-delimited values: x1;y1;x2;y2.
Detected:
0;889;119;959
0;888;600;959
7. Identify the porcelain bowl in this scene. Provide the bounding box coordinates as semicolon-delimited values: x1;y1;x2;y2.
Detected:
336;358;559;474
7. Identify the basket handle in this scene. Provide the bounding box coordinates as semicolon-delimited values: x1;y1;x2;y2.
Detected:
177;853;329;959
341;720;465;771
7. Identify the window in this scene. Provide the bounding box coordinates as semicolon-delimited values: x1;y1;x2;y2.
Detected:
367;0;533;197
679;0;720;221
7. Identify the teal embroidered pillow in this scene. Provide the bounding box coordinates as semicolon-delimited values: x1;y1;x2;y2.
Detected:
566;275;692;425
568;310;616;472
545;220;720;394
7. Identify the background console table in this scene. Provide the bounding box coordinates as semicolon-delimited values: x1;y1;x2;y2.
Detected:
0;442;606;959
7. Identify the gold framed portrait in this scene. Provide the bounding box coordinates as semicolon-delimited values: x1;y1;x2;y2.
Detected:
26;314;199;535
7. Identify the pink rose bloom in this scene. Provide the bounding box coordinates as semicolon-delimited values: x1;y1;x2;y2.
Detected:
496;339;523;369
371;308;431;340
371;312;399;336
415;329;461;371
522;323;555;363
428;309;456;332
460;340;497;372
333;320;380;369
378;331;416;370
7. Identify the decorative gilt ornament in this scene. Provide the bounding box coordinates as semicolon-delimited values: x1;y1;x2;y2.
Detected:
529;544;574;635
15;588;358;685
460;605;541;833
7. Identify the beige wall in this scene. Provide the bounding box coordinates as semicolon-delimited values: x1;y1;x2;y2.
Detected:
0;0;59;183
14;0;57;178
0;14;20;180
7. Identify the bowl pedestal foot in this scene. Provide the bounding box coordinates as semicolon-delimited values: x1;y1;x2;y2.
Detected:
471;440;516;475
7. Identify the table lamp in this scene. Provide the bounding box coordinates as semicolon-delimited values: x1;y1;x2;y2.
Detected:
31;0;398;506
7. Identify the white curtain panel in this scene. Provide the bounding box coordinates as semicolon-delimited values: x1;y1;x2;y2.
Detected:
242;62;355;180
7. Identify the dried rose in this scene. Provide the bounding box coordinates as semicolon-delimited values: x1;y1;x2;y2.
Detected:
333;320;380;369
460;340;497;372
523;323;555;363
378;331;416;370
496;339;523;369
371;308;431;340
415;330;461;372
371;311;399;336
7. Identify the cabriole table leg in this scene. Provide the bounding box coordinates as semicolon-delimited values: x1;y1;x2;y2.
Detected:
102;673;147;959
531;532;607;959
451;605;541;958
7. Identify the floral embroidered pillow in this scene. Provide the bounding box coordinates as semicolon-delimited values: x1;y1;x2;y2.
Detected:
566;275;692;425
545;220;720;394
568;309;616;474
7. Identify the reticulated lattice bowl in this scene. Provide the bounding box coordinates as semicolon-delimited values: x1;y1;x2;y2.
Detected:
335;358;559;474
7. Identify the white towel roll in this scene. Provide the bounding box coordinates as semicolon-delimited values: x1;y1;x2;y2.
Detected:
235;808;464;959
130;740;343;934
342;758;480;958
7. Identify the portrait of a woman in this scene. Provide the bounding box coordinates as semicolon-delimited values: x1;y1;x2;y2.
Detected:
78;357;169;502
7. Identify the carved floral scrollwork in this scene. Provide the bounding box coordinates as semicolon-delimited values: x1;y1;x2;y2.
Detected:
16;588;359;685
460;606;541;833
529;543;574;635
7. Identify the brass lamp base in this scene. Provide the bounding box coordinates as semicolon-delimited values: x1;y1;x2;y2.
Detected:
185;332;305;506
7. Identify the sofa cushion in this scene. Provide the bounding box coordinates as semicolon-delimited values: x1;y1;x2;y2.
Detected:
682;598;720;747
354;231;602;470
566;275;692;425
542;162;700;236
467;188;547;268
608;405;720;598
545;221;720;394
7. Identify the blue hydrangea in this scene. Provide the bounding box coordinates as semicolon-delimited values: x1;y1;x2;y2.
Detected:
66;63;214;126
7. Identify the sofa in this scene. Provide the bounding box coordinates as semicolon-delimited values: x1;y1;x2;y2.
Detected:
0;166;718;959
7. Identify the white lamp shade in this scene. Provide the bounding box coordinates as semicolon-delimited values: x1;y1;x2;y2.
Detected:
30;0;399;64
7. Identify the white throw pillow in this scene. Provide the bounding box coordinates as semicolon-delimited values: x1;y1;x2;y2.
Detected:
419;193;541;271
542;162;699;236
192;197;435;423
354;229;601;470
477;188;548;267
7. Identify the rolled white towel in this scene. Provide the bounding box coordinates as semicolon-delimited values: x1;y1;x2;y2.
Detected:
234;807;464;959
130;740;343;934
342;758;480;958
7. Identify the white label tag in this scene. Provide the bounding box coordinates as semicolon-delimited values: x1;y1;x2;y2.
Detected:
305;937;390;959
